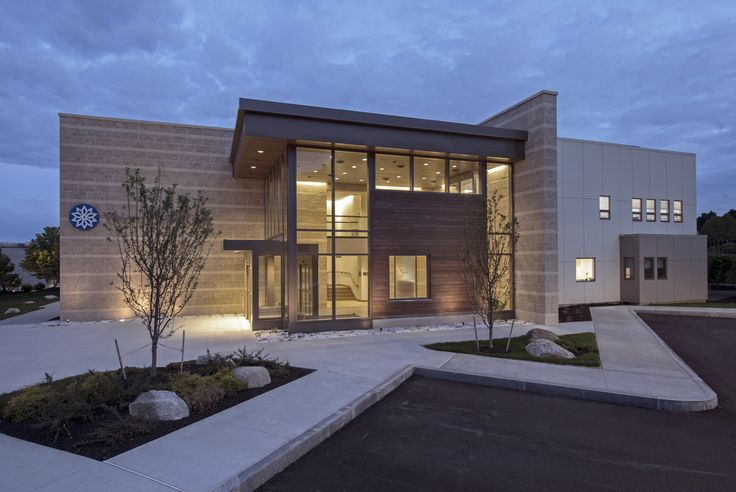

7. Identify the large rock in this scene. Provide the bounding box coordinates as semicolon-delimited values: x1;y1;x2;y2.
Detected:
43;295;58;300
526;339;575;359
231;366;271;388
129;390;189;421
4;308;20;315
526;328;560;342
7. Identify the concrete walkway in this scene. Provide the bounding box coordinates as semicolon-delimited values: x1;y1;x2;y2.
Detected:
0;308;724;491
0;301;59;327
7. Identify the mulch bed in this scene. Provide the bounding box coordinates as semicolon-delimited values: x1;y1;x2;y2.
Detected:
0;365;312;461
558;303;623;322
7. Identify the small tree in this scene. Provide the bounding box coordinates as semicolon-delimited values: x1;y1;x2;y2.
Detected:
460;191;519;349
0;248;21;292
105;169;218;376
21;227;60;287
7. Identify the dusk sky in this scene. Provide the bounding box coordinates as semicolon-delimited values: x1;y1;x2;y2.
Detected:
1;0;734;242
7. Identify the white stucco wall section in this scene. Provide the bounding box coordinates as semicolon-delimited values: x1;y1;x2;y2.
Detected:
557;138;696;305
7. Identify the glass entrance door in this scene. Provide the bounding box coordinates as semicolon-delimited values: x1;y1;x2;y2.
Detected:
297;255;317;319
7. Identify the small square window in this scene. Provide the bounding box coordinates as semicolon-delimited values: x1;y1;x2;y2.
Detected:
599;195;610;220
632;198;642;221
657;257;667;280
575;258;595;282
646;199;656;222
673;200;683;223
389;255;429;299
644;257;655;280
623;257;635;280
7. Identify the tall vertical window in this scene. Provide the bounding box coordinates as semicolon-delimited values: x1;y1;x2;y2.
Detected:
449;160;480;194
646;199;656;222
660;199;670;222
673;200;683;223
623;257;635;280
632;198;642;221
644;257;655;280
487;163;514;310
599;195;611;219
389;255;429;299
575;258;596;282
657;257;668;279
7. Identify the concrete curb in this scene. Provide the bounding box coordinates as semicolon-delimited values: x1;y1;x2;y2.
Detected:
632;306;736;319
217;366;414;492
413;365;717;412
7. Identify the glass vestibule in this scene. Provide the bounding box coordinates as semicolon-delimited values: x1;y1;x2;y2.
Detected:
296;147;370;321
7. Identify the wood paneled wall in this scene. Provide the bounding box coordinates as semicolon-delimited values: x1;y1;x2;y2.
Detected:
370;190;484;318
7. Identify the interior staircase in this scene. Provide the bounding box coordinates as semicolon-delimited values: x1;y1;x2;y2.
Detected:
328;284;356;301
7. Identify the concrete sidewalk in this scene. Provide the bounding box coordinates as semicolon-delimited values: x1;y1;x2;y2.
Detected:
0;308;723;491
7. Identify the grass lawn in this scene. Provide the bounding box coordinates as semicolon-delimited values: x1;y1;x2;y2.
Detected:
654;302;736;309
0;288;59;320
425;332;600;367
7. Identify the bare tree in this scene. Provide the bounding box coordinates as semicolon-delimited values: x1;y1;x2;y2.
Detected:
105;169;218;375
460;191;519;350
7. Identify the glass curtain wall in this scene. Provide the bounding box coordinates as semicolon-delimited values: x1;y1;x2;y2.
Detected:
262;151;288;321
486;163;514;311
296;148;369;320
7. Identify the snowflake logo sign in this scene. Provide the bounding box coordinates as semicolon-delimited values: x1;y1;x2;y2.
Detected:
69;203;100;231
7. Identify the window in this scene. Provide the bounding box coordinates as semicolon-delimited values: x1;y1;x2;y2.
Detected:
657;257;667;279
644;257;655;280
646;199;656;222
414;157;446;192
673;200;683;223
389;255;429;299
632;198;642;221
575;258;595;282
376;154;410;190
449;160;480;194
660;199;670;222
599;195;610;220
623;257;635;280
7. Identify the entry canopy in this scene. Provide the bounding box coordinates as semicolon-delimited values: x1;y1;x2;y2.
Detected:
229;98;527;179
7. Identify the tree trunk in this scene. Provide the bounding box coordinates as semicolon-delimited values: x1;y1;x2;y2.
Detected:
151;340;158;377
488;306;494;348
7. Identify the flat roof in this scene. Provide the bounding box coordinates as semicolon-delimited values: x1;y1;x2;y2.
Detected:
229;99;528;173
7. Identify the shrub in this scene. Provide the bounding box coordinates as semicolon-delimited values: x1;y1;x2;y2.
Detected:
86;413;155;447
171;373;225;412
34;282;46;291
20;283;33;293
230;345;290;378
76;371;123;406
2;385;52;422
210;368;246;395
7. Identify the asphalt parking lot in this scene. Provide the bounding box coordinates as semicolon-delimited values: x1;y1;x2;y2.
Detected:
260;315;736;491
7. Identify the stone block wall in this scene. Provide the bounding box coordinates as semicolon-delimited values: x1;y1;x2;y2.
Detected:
59;114;264;321
480;91;559;325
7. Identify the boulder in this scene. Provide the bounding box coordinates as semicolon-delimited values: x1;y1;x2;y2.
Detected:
526;328;560;342
525;339;575;359
43;295;58;300
4;308;20;315
129;390;189;421
231;366;271;388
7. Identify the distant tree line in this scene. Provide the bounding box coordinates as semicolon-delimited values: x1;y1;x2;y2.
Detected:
698;210;736;284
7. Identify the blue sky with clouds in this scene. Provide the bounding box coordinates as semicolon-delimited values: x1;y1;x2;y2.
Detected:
0;0;734;242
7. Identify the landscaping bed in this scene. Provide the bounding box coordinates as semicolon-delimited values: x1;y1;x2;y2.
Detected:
0;348;311;460
0;288;59;320
425;332;600;366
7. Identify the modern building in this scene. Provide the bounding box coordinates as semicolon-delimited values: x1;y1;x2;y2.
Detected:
59;90;706;330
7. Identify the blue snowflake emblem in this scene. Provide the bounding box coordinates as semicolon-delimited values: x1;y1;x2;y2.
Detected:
69;203;100;230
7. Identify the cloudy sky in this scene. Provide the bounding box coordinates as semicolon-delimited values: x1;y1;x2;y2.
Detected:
1;0;734;242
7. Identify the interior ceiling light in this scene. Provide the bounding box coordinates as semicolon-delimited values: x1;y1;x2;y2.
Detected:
257;150;264;154
313;170;318;173
342;172;347;175
435;171;441;174
452;165;457;168
359;179;364;182
422;177;426;180
380;167;384;171
397;175;401;178
424;162;429;166
251;165;257;169
362;158;367;161
351;165;357;168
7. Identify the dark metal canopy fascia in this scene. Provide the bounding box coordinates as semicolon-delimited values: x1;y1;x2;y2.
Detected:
229;98;527;166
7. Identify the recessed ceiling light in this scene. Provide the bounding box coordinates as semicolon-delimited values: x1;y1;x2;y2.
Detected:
336;177;340;180
257;150;264;154
313;170;318;173
251;165;257;169
435;171;441;174
380;167;384;171
342;172;347;175
397;175;401;178
452;165;457;168
422;177;426;180
362;158;367;161
351;165;356;168
359;179;364;182
424;162;429;166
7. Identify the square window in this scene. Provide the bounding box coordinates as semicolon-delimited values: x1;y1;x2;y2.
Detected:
599;195;610;220
657;257;667;279
449;160;480;194
575;258;595;282
389;255;429;299
644;257;655;280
